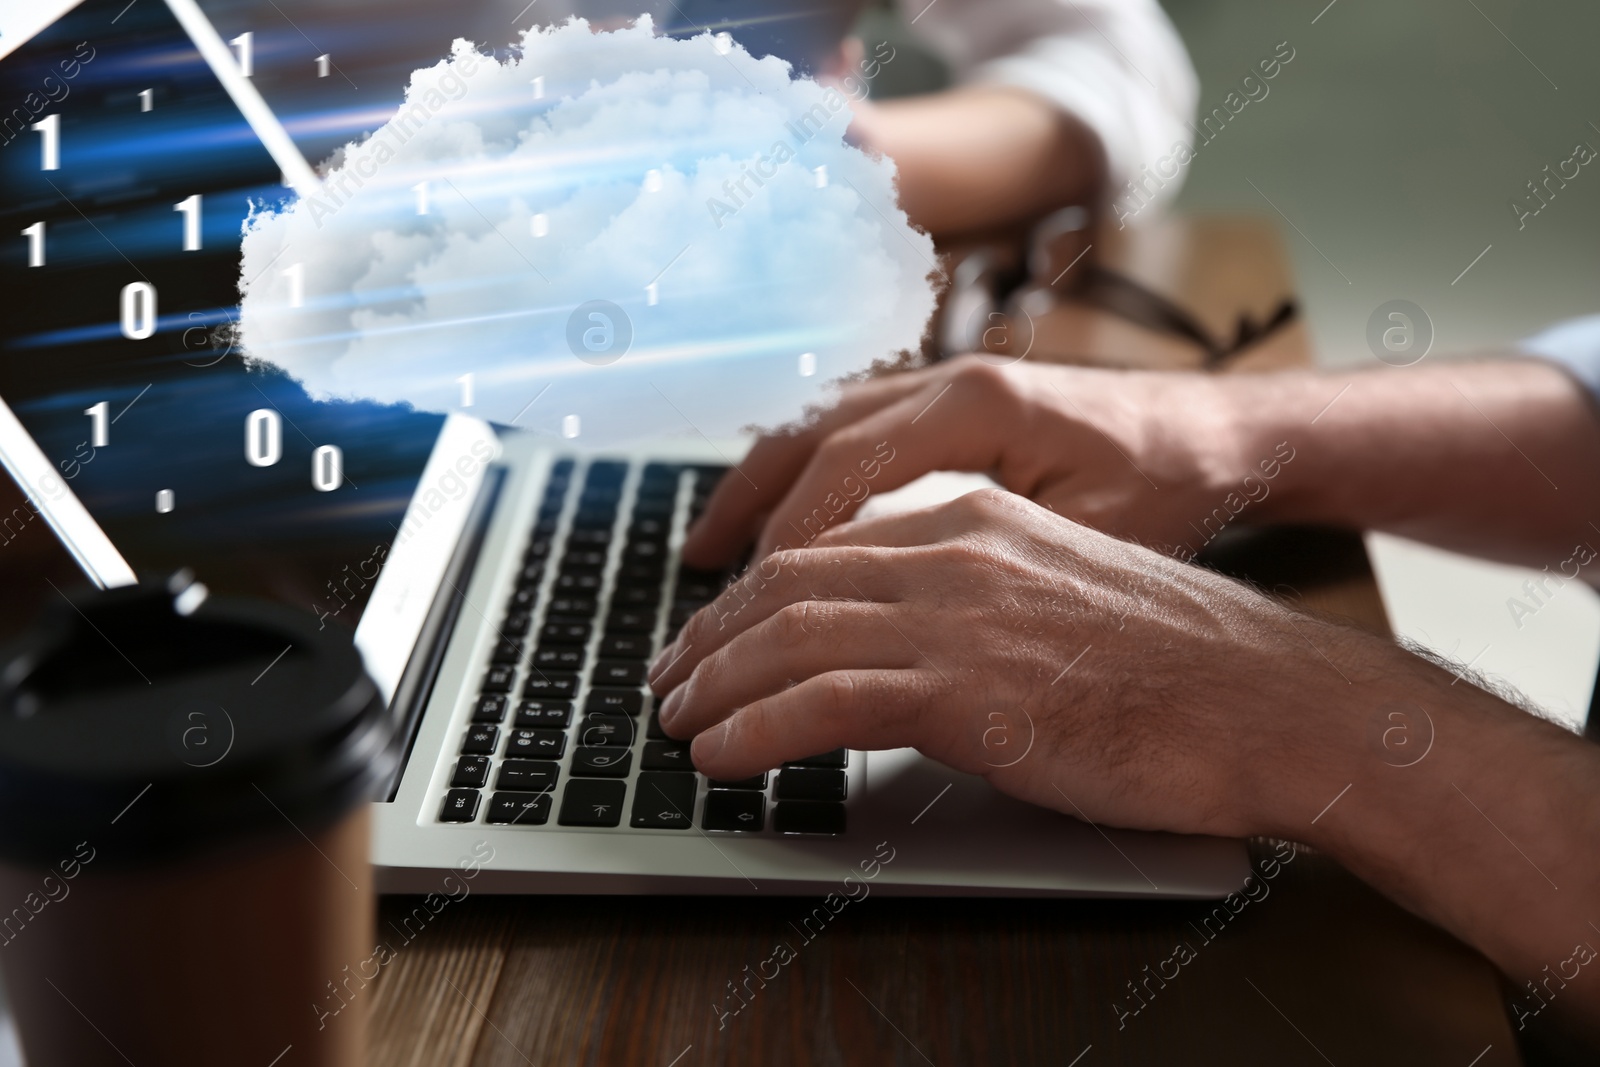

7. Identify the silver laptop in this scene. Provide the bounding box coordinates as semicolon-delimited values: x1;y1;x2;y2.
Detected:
0;0;1247;897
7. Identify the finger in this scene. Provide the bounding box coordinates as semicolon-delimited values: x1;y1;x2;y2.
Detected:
753;364;1022;560
648;544;901;695
679;371;940;568
658;600;918;739
803;489;1000;551
689;669;944;779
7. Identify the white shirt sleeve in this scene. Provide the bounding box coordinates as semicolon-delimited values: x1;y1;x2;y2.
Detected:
893;0;1198;212
1521;314;1600;404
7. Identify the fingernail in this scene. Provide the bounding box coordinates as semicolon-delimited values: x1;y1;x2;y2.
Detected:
692;720;730;766
647;639;678;685
657;686;685;728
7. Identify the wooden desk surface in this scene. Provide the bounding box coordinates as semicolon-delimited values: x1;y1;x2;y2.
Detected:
360;217;1520;1066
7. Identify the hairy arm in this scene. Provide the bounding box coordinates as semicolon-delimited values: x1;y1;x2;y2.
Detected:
1223;359;1600;570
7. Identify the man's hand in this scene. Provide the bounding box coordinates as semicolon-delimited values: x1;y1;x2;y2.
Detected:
658;489;1343;838
681;357;1262;571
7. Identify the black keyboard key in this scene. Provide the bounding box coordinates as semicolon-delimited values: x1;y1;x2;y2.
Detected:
630;495;674;519
540;620;591;645
513;562;545;589
616;560;665;586
631;772;697;829
641;739;694;771
703;789;765;832
625;540;665;563
558;779;626;827
524;538;553;563
502;611;532;637
439;789;480;823
504;729;566;760
669;601;704;628
522;672;578;699
548;595;599;618
600;634;653;660
591;659;648;687
585;460;627;484
605;609;655;634
577;714;637;748
772;801;845;835
490;638;524;665
495;759;560;792
472;694;508;724
571;747;633;777
567;524;614;543
487;791;552;825
508;587;539;613
561;548;608;570
674;570;727;602
531;646;584;671
710;773;767;790
776;768;847;802
787;749;848;769
586;688;644;716
628;516;670;540
481;665;516;694
452;756;491;788
554;571;603;593
611;586;660;610
647;710;668;739
514;699;573;728
460;725;499;756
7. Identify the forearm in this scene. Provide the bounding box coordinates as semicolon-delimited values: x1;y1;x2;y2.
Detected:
1223;360;1600;568
851;86;1104;237
1253;617;1600;1032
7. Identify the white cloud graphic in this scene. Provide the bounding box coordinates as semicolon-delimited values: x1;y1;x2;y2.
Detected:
238;18;939;446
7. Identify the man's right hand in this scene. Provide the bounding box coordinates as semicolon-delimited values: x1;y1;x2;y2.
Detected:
681;356;1270;569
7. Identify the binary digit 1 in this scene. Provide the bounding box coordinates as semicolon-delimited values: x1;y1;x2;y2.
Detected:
156;489;175;513
645;281;659;307
532;75;544;99
282;263;304;308
316;53;330;78
561;414;580;439
120;282;157;340
245;408;282;467
32;114;58;171
312;445;343;491
22;222;44;267
413;181;430;216
139;89;153;112
230;32;253;78
457;373;474;408
813;165;827;189
531;213;549;238
85;401;109;448
175;194;202;251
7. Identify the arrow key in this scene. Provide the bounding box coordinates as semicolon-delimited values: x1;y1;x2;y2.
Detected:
702;789;765;832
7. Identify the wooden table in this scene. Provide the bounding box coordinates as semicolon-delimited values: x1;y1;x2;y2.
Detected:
358;217;1520;1066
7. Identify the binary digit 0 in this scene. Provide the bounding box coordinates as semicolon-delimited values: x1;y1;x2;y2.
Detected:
312;445;343;492
120;281;157;340
245;408;282;467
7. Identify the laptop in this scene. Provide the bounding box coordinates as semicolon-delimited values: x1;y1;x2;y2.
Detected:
0;0;1248;897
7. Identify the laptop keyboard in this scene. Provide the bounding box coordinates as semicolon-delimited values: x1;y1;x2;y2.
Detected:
435;457;850;835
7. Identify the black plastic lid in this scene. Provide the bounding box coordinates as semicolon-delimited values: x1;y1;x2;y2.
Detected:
0;574;397;868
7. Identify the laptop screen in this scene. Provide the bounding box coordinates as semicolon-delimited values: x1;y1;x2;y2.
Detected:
0;0;443;630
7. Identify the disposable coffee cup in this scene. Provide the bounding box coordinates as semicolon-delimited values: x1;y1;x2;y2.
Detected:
0;572;397;1067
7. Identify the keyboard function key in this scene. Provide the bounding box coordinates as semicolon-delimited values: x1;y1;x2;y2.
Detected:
451;756;491;788
702;789;765;832
558;779;626;827
460;725;499;756
630;772;697;829
472;694;508;724
439;789;481;823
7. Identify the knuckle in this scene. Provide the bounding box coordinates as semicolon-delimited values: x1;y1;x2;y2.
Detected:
813;671;860;718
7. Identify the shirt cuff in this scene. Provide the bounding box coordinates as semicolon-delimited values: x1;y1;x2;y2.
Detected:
1520;314;1600;404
